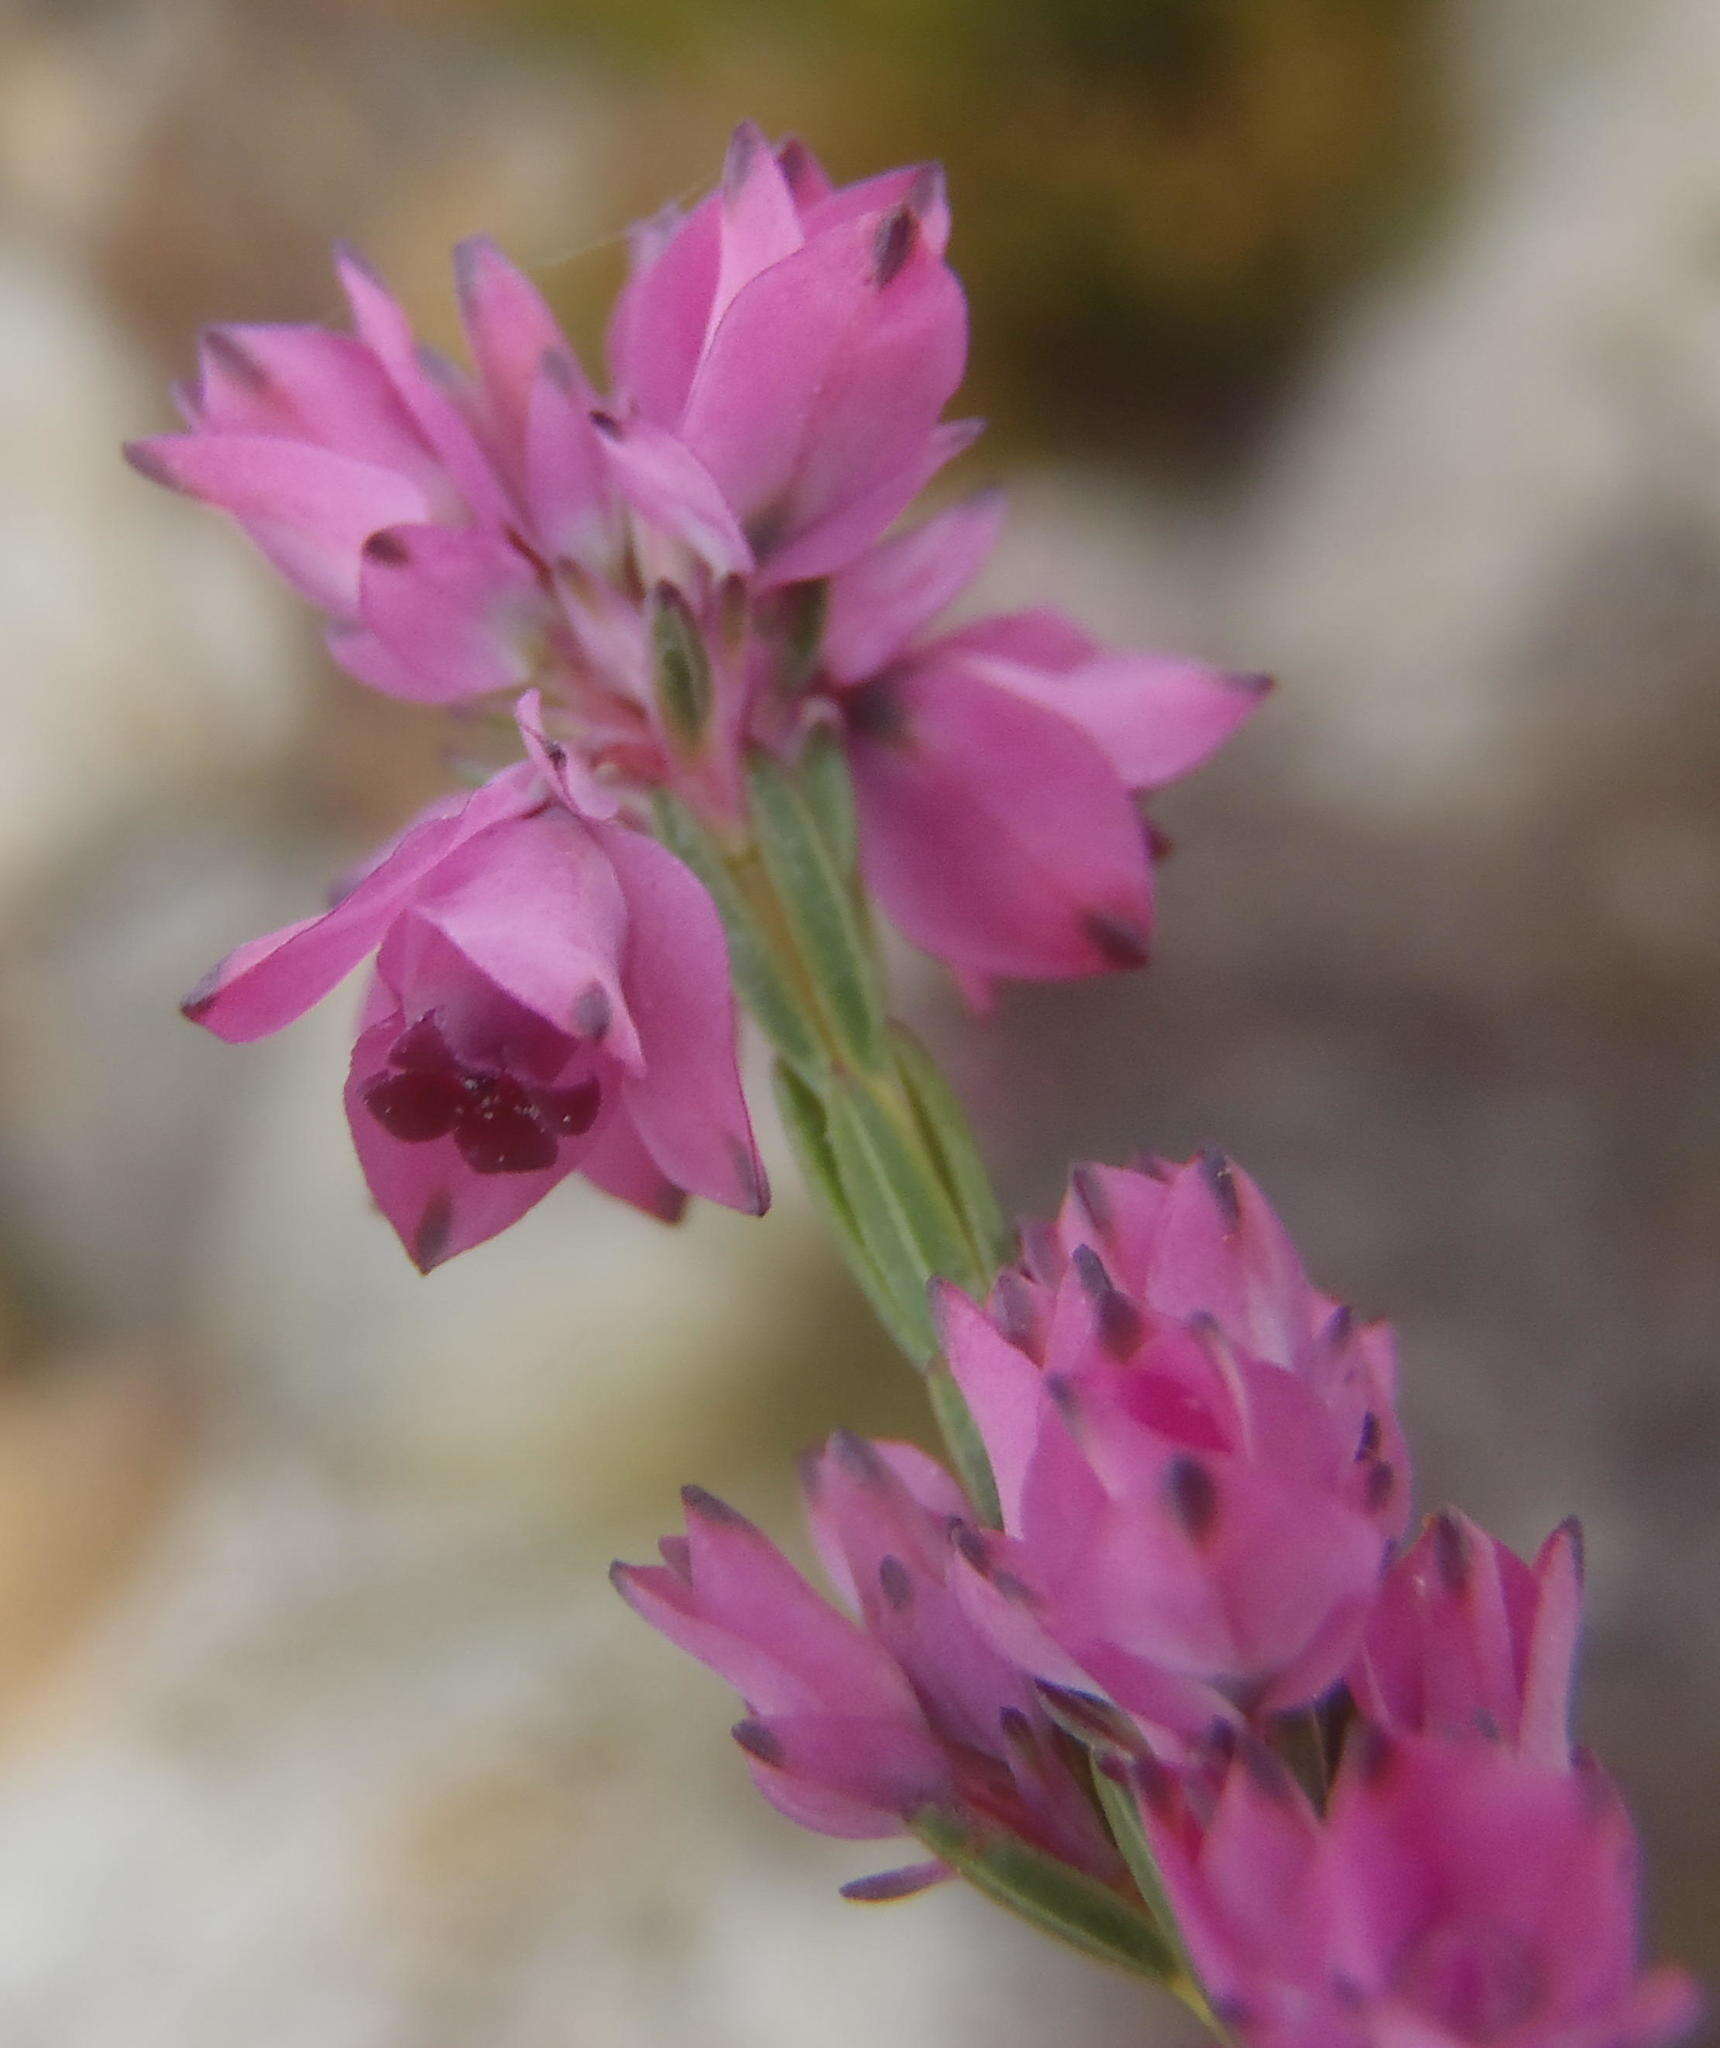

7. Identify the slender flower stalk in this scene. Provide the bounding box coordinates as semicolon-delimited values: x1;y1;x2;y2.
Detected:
130;123;1695;2047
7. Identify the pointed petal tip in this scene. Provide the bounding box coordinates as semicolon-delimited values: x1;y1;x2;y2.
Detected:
198;325;266;388
1228;669;1275;697
828;1428;886;1485
1429;1508;1471;1593
681;1482;746;1527
730;1136;770;1216
1196;1146;1242;1231
408;1189;456;1274
840;1860;949;1903
906;162;947;217
1547;1514;1586;1583
1080;909;1152;970
872;205;919;288
732;1717;785;1766
926;1273;965;1338
179;961;224;1025
723;120;768;191
122;439;178;488
450;232;503;300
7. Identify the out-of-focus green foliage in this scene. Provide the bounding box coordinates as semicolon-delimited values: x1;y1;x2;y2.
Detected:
482;0;1444;467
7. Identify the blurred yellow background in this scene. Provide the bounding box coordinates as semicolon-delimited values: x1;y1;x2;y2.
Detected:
2;0;1716;2040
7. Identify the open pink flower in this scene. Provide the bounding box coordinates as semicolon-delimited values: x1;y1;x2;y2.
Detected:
1130;1728;1699;2048
614;1433;1118;1895
935;1155;1406;1741
821;499;1271;989
183;718;763;1268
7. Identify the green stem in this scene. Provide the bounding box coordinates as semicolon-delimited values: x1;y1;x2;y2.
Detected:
661;740;1224;2036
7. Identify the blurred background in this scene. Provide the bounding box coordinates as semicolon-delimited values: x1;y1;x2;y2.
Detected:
2;0;1717;2039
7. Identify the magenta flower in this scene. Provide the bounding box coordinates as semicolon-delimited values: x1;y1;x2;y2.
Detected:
821;498;1271;989
124;125;965;706
128;127;1263;988
613;1432;1119;1894
183;712;764;1268
1352;1511;1585;1768
1130;1728;1699;2047
935;1154;1407;1739
604;123;971;587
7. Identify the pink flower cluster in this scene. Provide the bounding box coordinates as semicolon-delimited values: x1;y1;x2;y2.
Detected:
130;127;1266;1265
617;1156;1698;2047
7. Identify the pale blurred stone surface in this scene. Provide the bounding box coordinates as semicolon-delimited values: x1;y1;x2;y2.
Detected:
0;1456;1189;2048
0;234;297;927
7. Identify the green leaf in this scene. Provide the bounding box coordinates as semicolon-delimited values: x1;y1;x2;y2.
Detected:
746;750;889;1075
1091;1760;1227;2038
649;793;822;1074
796;722;858;879
926;1364;1001;1526
771;1062;925;1356
647;582;712;750
826;1076;977;1292
890;1023;1010;1272
913;1807;1183;1985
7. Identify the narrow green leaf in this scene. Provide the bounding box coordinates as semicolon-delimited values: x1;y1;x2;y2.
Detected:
746;751;889;1074
913;1807;1182;1985
771;1062;925;1356
828;1077;978;1295
797;722;858;879
890;1023;1010;1271
648;582;712;750
1091;1760;1226;2037
822;1087;940;1358
650;793;822;1074
926;1363;1001;1526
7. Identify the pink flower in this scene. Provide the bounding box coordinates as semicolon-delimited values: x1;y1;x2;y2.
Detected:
125;125;965;696
126;241;574;707
1130;1727;1699;2048
821;499;1271;989
605;124;970;587
129;127;1263;990
935;1155;1406;1739
1353;1512;1585;1768
613;1432;1118;1892
183;711;764;1268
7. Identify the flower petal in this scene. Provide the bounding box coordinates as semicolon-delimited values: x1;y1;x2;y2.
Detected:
354;523;546;701
188;324;435;483
126;433;432;615
709;121;805;339
589;413;753;578
680;203;966;575
406;810;645;1074
822;492;1004;683
984;644;1272;792
335;243;515;532
343;972;593;1271
605;192;721;424
575;1097;688;1223
845;662;1156;982
596;819;766;1214
453;235;573;469
181;765;539;1042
